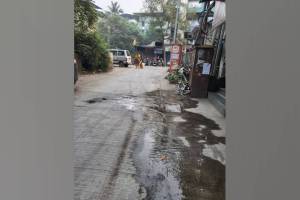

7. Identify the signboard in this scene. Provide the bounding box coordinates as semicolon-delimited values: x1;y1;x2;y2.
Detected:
171;45;180;53
202;63;211;75
170;54;179;60
170;60;179;69
169;44;182;71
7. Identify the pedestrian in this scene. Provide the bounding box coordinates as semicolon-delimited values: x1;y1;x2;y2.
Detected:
139;54;144;69
134;53;140;69
134;53;144;69
140;62;144;69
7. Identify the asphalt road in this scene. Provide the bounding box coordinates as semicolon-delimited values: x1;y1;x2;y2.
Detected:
74;65;225;200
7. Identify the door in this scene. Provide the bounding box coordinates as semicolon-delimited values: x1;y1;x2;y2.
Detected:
110;50;118;63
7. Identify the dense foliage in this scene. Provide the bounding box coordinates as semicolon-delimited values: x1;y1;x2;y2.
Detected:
74;0;110;72
143;20;165;45
143;0;188;44
166;69;180;84
98;14;144;52
75;31;110;71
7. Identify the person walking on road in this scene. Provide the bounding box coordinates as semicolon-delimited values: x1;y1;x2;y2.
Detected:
134;53;143;69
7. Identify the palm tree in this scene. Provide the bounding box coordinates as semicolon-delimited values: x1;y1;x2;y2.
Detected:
108;1;123;14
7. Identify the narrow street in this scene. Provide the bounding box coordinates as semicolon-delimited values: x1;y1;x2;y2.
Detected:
74;66;225;200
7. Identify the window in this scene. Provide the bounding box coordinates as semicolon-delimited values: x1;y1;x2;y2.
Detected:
118;51;125;56
126;51;131;56
110;50;117;56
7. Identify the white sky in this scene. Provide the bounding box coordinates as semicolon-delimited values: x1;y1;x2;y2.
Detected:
93;0;145;14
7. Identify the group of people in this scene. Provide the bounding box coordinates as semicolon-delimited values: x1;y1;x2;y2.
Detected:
145;56;164;66
134;53;164;69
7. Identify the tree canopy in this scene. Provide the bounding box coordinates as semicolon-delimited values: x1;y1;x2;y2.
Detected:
74;0;110;72
74;0;98;32
108;1;123;14
143;0;188;44
98;14;144;52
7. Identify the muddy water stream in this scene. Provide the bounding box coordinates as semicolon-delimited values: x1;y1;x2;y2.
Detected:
133;90;225;200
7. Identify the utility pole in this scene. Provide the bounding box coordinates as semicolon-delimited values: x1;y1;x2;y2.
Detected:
173;0;180;44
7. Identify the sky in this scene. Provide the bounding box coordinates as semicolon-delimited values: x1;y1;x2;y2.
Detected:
94;0;145;14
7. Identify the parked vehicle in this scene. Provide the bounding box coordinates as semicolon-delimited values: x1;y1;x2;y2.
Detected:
176;66;191;95
158;58;164;66
151;56;164;67
108;49;132;67
145;57;151;66
152;59;158;66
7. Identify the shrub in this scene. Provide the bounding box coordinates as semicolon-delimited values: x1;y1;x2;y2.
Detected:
75;31;110;72
166;70;180;84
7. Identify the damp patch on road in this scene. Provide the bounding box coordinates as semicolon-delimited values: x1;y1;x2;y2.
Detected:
165;104;182;113
172;116;187;123
133;126;183;200
116;97;137;111
177;136;191;147
198;140;206;144
132;90;225;200
202;143;226;165
85;95;139;111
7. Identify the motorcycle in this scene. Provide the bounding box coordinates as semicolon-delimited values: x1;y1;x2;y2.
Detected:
176;66;191;95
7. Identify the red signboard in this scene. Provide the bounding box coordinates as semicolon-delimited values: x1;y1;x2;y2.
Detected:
169;44;182;71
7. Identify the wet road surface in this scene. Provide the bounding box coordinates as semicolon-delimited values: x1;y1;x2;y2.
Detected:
74;66;225;200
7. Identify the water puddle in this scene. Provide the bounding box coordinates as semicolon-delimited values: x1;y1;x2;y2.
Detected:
177;137;191;147
116;97;137;111
202;143;226;165
133;90;225;200
198;140;206;144
172;116;186;123
165;104;182;113
134;127;183;200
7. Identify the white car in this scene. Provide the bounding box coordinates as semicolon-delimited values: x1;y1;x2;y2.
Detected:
109;49;132;67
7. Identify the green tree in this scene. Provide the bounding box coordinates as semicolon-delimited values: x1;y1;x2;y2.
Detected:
108;1;123;14
74;0;98;32
98;14;144;52
143;0;188;44
143;19;165;44
75;32;110;71
74;0;110;72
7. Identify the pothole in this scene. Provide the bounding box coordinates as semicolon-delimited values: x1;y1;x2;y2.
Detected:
85;97;107;104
